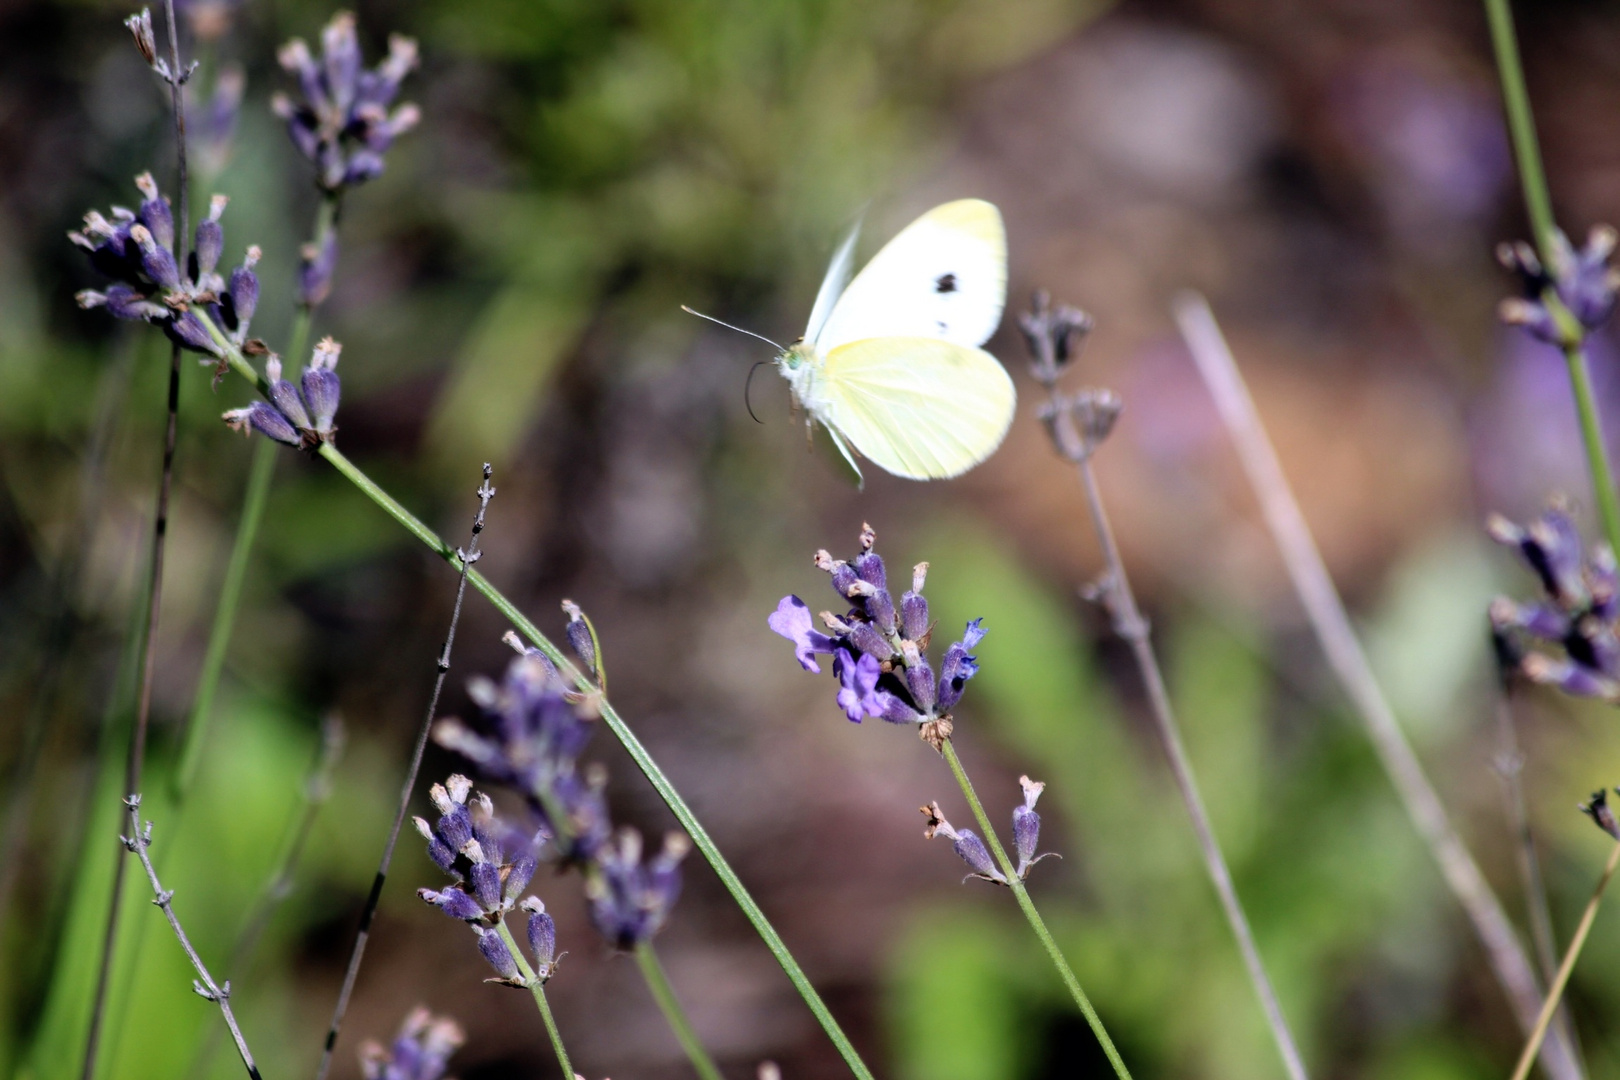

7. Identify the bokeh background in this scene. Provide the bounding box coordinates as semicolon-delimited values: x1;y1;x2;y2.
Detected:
3;0;1620;1077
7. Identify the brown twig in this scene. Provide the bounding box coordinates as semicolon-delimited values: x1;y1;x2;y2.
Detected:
1173;290;1580;1080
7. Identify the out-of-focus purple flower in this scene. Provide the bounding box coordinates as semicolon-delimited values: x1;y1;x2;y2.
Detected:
585;829;689;949
921;801;1007;885
769;524;986;740
272;13;420;193
1499;227;1620;346
219;338;343;448
359;1007;464;1080
1489;503;1620;703
433;646;610;860
298;230;339;308
191;64;244;178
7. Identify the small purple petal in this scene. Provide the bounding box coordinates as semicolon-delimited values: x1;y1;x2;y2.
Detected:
768;595;836;673
476;928;520;980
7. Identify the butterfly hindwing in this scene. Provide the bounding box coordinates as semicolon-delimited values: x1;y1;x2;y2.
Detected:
814;199;1007;352
815;336;1016;480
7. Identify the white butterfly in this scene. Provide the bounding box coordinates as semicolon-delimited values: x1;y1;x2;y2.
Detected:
693;199;1015;483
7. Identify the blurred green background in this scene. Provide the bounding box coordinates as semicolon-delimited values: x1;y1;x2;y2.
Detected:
5;0;1620;1077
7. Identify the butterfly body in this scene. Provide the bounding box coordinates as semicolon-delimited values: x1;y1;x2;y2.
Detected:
778;199;1015;482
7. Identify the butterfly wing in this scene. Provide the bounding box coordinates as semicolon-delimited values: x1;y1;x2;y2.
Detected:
804;218;861;344
814;199;1007;352
814;337;1016;480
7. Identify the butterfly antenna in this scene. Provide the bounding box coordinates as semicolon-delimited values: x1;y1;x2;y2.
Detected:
681;305;785;351
744;360;770;424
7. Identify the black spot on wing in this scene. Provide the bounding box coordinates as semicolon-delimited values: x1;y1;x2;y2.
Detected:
934;272;958;293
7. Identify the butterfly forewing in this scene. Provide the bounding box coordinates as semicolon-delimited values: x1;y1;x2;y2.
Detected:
814;199;1007;352
816;337;1015;480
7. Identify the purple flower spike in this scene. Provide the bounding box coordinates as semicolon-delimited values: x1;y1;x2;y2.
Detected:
475;927;522;983
223;402;301;446
359;1007;464;1080
587;829;689;948
768;595;836;673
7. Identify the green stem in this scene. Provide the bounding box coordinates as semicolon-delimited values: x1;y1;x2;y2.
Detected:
1509;840;1620;1080
940;739;1133;1080
635;942;723;1080
1564;344;1620;556
1484;0;1557;251
1484;0;1620;557
494;920;575;1079
187;311;877;1080
173;436;275;798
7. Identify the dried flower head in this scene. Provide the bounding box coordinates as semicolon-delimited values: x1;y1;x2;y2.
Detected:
273;12;421;193
920;801;1006;885
1019;290;1095;387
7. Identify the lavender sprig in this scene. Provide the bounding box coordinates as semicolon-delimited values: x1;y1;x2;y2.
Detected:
359;1007;464;1080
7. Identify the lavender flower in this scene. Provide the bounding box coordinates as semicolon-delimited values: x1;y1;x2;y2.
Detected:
561;599;600;683
585;829;689;949
221;338;343;448
272;13;420;193
770;524;986;745
1488;502;1620;702
433;645;610;860
71;173;261;360
359;1007;464;1080
521;896;560;981
920;801;1007;885
1012;776;1057;879
1499;226;1620;346
191;64;245;178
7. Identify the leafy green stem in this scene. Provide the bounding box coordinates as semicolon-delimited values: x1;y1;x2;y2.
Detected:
940;739;1132;1080
634;942;723;1080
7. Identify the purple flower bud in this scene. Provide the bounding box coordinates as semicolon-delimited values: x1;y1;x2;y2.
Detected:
921;802;1006;884
224;402;301;446
224;246;260;334
854;549;886;590
561;599;597;678
900;562;929;640
266;357;313;430
1488;596;1569;642
903;648;936;712
322;12;362;113
1013;775;1045;877
130;224;180;291
468;855;503;913
768;595;838;673
875;694;921;725
299;231;339;307
505;851;538;903
301;366;341;435
134;172;174;252
1555;226;1619;330
1521;652;1620;701
864;585;897;634
413;816;457;872
167;311;223;357
475;927;521;981
417;885;485;923
523;898;557;978
936;619;986;712
277;38;325;111
847;621;893;663
79;283;167;322
192;195;227;282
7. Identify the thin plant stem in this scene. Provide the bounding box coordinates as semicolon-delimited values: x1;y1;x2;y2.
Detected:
634;942;724;1080
1495;694;1583;1071
174;191;337;799
1509;841;1620;1080
1174;292;1581;1080
122;795;261;1080
493;919;575;1078
83;5;190;1075
939;739;1132;1080
1070;452;1309;1080
190;307;878;1080
1482;0;1620;556
313;465;495;1080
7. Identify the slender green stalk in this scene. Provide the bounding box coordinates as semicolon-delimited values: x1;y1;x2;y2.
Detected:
494;920;574;1079
190;310;878;1080
173;193;336;799
940;740;1132;1080
635;942;723;1080
1509;841;1620;1080
1483;0;1620;556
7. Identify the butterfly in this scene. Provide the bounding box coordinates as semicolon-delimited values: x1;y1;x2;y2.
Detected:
691;199;1015;483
